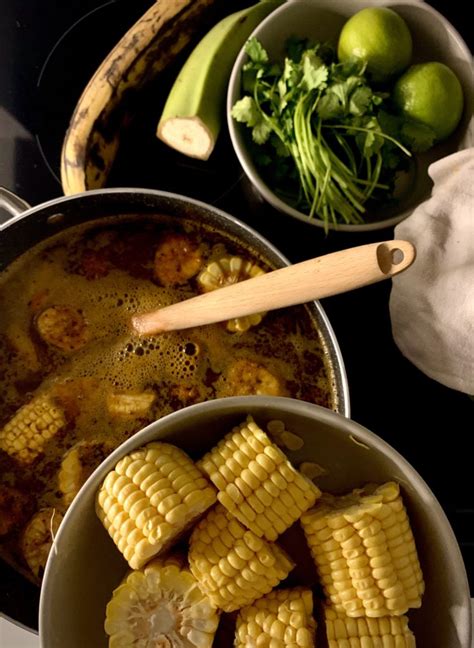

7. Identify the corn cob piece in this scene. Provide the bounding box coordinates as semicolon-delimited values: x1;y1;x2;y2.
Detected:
58;440;114;506
105;555;219;648
220;360;288;397
154;232;203;286
301;482;424;618
0;394;66;465
324;605;416;647
106;391;156;419
198;416;321;541
96;442;217;569
189;503;294;612
21;508;63;579
197;256;266;332
235;587;316;648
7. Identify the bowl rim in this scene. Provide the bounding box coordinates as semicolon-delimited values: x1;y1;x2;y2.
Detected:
39;395;472;647
227;0;474;232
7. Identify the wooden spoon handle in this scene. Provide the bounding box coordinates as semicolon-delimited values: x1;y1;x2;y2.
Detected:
132;240;415;335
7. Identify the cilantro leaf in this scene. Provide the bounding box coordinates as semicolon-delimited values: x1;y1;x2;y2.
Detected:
330;77;360;110
275;58;299;111
252;120;272;145
282;57;301;88
349;86;372;116
316;93;343;120
245;37;268;64
231;96;260;127
355;117;384;156
302;52;328;91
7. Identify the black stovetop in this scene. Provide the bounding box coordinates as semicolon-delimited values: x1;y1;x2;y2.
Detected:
0;0;473;627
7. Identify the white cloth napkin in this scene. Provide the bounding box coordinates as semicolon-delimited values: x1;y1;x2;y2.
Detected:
389;147;474;394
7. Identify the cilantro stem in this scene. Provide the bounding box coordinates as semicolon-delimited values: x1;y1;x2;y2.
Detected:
325;124;412;157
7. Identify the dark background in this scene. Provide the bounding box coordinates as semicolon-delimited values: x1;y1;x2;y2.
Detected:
0;0;472;630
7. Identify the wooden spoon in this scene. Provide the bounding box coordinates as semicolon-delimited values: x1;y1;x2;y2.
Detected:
132;240;415;335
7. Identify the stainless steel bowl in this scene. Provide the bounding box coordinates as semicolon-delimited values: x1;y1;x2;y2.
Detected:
39;396;471;648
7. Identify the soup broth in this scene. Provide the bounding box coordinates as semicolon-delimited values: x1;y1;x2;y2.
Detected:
0;214;336;582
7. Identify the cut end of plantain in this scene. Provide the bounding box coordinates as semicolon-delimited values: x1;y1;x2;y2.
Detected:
157;117;215;161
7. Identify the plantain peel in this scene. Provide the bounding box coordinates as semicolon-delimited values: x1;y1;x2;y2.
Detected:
61;0;222;195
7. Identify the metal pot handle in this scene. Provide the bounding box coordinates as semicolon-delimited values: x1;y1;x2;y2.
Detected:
0;187;32;218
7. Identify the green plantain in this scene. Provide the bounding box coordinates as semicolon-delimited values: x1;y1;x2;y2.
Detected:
157;0;280;160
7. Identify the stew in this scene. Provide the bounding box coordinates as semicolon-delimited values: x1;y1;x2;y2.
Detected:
0;214;337;583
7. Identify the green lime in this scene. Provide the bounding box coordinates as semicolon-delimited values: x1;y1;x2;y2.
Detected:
393;62;464;141
337;7;412;82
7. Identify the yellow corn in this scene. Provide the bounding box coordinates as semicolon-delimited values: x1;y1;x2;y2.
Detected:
188;503;294;612
0;394;66;465
301;482;424;618
96;442;216;569
299;462;327;480
105;555;219;648
267;419;304;451
58;440;114;506
198;416;321;541
220;360;288;397
197;256;266;332
106;391;156;419
324;605;416;647
21;508;63;579
235;588;316;648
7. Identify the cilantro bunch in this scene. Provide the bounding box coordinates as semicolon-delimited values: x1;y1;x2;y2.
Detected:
231;37;413;229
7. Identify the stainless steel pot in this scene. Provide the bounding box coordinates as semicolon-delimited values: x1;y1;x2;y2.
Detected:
0;186;349;631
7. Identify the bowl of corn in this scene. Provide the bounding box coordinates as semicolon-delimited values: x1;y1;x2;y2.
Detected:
39;396;471;647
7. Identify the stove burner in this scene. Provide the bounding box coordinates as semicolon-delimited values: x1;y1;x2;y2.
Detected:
34;0;243;203
35;0;149;187
36;1;121;183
